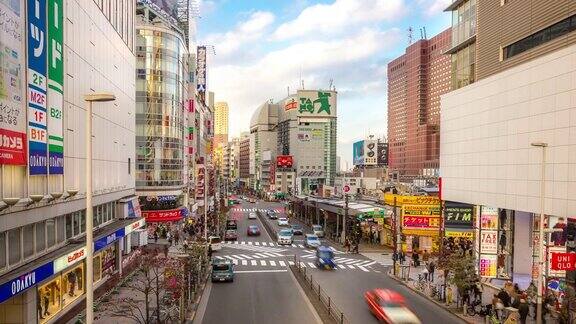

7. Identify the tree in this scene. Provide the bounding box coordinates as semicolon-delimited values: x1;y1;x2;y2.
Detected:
444;253;477;311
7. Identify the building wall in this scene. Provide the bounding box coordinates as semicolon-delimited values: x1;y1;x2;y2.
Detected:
239;136;250;180
440;42;576;217
477;0;576;81
387;28;451;177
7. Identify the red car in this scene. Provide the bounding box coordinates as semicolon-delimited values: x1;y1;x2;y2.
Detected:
364;289;421;324
224;229;238;241
247;225;261;236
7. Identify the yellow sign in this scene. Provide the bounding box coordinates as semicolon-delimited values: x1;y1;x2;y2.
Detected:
402;228;440;237
383;194;440;206
445;231;474;239
403;204;441;216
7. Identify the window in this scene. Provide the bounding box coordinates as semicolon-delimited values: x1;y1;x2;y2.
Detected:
23;224;34;259
57;216;65;243
66;214;73;239
61;264;85;308
36;221;46;253
46;219;56;248
8;228;21;265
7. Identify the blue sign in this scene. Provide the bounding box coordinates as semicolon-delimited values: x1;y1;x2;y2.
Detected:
94;228;125;252
0;262;54;303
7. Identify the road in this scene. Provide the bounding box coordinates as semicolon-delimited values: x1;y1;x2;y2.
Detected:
194;198;321;324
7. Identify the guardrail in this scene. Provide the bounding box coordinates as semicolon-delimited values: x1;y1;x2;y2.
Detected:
256;210;278;240
291;255;351;324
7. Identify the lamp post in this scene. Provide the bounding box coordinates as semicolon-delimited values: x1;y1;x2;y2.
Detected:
84;93;116;324
531;141;547;324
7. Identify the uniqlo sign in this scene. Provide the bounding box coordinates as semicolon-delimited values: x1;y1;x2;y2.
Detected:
551;252;576;271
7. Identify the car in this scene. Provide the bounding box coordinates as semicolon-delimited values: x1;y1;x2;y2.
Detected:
267;210;278;219
211;259;234;282
248;212;257;219
291;224;304;235
312;225;325;238
364;289;421;324
224;229;238;241
250;198;256;203
305;234;321;248
209;236;222;251
247;225;261;236
278;217;289;226
226;219;238;231
277;229;294;245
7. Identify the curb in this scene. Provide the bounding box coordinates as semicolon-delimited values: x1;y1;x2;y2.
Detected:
386;272;474;324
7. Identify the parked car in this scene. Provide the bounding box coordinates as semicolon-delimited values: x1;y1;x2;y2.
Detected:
291;224;304;235
277;229;294;245
224;229;238;241
364;289;421;323
248;212;257;219
278;217;289;226
312;225;325;238
247;225;261;236
209;236;222;251
305;234;321;248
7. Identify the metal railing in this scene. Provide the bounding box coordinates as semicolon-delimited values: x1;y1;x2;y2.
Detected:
291;255;351;324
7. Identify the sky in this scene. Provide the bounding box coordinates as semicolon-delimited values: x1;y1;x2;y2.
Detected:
197;0;451;170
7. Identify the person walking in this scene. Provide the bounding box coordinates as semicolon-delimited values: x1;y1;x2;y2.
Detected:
163;244;169;258
153;230;159;243
518;298;529;324
428;261;435;282
174;231;180;246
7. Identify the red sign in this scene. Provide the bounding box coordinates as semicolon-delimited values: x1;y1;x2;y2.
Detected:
0;128;27;165
143;209;183;223
402;215;440;228
551;252;576;271
67;249;85;263
284;98;297;111
276;155;293;168
343;185;350;193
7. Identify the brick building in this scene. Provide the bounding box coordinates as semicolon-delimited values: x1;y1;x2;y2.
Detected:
387;28;452;178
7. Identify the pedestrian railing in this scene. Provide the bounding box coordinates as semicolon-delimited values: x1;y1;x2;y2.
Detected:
291;255;351;324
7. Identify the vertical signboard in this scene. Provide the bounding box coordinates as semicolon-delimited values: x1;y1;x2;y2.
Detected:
195;164;205;206
27;0;48;175
377;142;388;166
363;140;376;165
0;0;27;165
196;46;206;101
352;140;364;166
47;0;63;174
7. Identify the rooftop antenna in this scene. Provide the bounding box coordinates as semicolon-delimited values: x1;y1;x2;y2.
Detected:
423;26;427;39
420;28;424;40
408;27;413;44
300;66;304;90
287;86;290;96
329;78;333;91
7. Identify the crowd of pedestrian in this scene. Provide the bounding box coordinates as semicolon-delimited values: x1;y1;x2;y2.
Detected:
442;236;473;257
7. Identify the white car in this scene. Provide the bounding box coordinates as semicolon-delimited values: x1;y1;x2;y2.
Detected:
277;229;294;245
278;217;289;226
248;212;257;219
312;225;325;238
209;236;222;251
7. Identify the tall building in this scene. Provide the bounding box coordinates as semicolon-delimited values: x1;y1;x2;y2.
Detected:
249;103;278;192
239;133;250;189
440;1;576;282
135;3;191;225
0;1;143;322
445;0;476;90
226;137;241;188
214;102;229;174
387;28;451;179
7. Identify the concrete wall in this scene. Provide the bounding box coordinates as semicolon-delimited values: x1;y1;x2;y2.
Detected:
440;42;576;217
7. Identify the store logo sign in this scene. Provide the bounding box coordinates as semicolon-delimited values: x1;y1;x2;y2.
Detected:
0;262;54;303
54;247;87;272
11;272;35;295
67;249;84;263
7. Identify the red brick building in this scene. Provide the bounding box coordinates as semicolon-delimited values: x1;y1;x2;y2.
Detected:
387;28;451;178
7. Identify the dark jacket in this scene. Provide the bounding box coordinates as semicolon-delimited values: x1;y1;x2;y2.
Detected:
518;302;529;319
497;290;511;307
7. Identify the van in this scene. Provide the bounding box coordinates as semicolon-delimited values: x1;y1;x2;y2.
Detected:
209;236;222;251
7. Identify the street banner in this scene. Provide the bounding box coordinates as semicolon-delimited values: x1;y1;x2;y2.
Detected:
479;254;497;278
549;247;568;277
480;230;498;254
27;0;48;175
195;164;205;206
0;0;27;165
47;0;63;174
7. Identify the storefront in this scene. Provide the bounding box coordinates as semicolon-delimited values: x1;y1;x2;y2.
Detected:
143;207;188;237
443;201;475;246
401;203;441;253
477;206;515;279
0;218;145;324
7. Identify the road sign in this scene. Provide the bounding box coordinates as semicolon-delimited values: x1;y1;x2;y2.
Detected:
551;252;576;271
343;185;350;193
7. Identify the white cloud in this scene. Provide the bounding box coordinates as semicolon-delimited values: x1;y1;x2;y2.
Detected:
418;0;451;17
202;11;275;58
272;0;405;40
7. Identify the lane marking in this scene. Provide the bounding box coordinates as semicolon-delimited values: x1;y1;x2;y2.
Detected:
254;242;260;246
307;262;315;268
239;254;251;259
260;260;267;266
251;260;257;266
363;261;377;267
358;266;369;272
241;260;247;266
279;261;286;267
347;265;356;269
248;242;253;245
270;260;277;266
234;270;287;273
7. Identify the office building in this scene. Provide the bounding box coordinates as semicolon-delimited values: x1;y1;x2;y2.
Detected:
445;0;477;90
249;103;279;192
0;1;144;322
387;28;451;179
239;133;250;189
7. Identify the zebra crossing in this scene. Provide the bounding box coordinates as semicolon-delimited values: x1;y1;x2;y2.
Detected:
223;241;345;254
213;255;378;272
231;208;281;213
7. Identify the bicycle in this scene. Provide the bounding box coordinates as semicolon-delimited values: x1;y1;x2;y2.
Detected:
414;274;427;291
466;299;482;316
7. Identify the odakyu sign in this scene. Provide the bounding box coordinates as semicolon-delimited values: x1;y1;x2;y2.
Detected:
0;262;54;303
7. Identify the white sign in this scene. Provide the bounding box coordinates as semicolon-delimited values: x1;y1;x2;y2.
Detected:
53;246;86;272
480;230;498;254
125;218;146;235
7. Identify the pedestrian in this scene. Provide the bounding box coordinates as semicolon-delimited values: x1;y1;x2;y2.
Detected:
422;264;429;281
498;288;511;308
345;239;351;253
428;261;435;282
153;230;158;243
208;245;213;259
174;231;180;246
400;251;406;265
422;250;430;262
518;298;529;324
163;244;169;258
353;242;359;254
167;232;173;246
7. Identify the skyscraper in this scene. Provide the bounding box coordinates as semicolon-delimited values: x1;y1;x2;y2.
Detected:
214;102;229;172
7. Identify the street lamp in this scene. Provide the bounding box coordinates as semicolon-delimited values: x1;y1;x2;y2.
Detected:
84;93;116;324
531;141;547;324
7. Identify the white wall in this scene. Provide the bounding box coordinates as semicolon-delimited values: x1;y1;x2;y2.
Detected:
440;43;576;217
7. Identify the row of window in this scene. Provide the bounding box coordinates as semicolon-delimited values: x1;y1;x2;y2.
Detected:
0;202;115;274
93;0;134;51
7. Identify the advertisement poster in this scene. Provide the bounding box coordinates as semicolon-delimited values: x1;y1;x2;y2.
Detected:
27;0;48;175
47;0;63;174
195;164;205;206
297;90;336;117
444;202;474;228
548;246;567;277
480;206;499;229
479;254;497;278
480;230;498;254
363;140;376;165
196;46;206;92
352;140;364;165
377;142;388;166
0;0;27;165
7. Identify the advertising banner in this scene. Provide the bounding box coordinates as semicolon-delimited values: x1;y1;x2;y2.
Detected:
284;97;297;111
402;204;441;233
383;194;441;206
479;254;497;278
196;46;206;92
353;140;364;165
402;215;440;228
480;206;499;229
377;142;388;166
297;90;336;117
444;202;474;228
195;164;205;206
548;246;568;277
143;209;183;223
0;0;27;165
445;230;474;239
363;140;376;165
47;0;63;174
480;230;498;254
276;155;293;169
27;0;48;175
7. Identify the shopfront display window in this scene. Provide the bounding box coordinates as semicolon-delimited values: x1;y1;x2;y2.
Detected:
61;264;84;308
479;206;514;279
101;245;117;277
94;255;102;283
38;278;61;323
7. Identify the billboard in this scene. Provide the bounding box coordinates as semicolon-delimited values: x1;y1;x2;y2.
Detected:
377;142;388;166
352;140;364;165
297;90;337;117
444;202;473;228
137;0;179;23
195;165;205;206
284;97;297;111
196;46;206;93
0;0;26;165
47;0;64;174
364;140;376;165
276;155;293;169
27;0;48;175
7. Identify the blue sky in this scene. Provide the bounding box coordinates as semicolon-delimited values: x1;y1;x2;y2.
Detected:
197;0;451;169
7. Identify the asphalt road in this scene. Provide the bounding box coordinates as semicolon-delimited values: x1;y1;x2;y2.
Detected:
256;200;464;324
194;198;321;324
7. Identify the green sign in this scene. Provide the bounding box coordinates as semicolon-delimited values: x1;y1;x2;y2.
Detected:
357;209;386;220
47;0;64;174
299;91;332;115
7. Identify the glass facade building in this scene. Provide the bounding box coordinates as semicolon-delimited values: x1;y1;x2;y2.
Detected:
135;29;188;188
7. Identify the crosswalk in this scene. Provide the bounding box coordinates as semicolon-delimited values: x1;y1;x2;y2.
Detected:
213;255;378;272
231;208;282;213
224;241;344;254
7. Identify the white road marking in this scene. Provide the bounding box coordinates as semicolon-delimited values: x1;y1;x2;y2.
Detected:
241;260;248;266
234;270;287;273
247;242;253;245
347;265;356;269
363;261;377;267
299;262;306;268
279;261;286;267
288;261;295;265
272;252;284;257
307;262;315;268
260;260;267;266
232;260;238;265
297;244;305;248
358;266;369;272
270;261;277;266
263;253;277;257
233;255;245;260
251;260;257;266
254;253;268;258
239;254;251;259
254;242;260;246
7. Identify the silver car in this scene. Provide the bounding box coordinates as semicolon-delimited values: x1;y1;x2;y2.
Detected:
312;225;325;238
277;229;294;245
